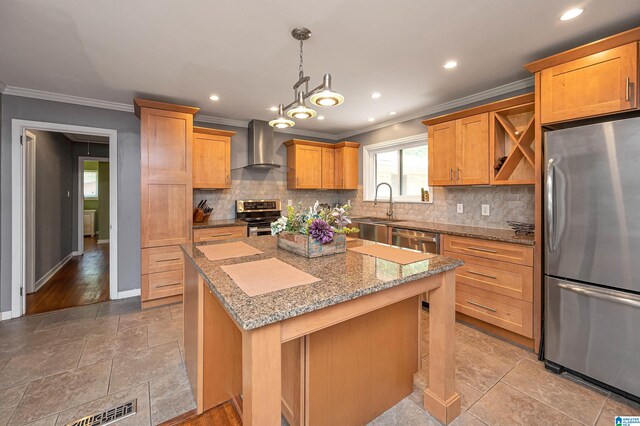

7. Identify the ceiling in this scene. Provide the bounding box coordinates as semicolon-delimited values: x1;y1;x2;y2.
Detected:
1;0;639;136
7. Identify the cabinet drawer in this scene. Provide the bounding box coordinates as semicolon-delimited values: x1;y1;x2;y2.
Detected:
444;251;533;302
142;245;183;274
443;235;533;266
456;283;532;338
193;225;247;242
142;270;183;301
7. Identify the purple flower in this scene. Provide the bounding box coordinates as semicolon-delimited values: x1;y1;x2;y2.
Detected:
309;219;334;244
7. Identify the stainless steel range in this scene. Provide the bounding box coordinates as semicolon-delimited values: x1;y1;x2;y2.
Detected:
235;199;282;237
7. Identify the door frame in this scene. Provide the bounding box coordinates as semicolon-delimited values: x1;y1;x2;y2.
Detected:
11;119;119;318
78;156;110;254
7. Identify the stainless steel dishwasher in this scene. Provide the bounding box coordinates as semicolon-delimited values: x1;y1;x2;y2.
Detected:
391;228;440;254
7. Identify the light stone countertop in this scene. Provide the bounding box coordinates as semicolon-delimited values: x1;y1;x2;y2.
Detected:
181;236;463;331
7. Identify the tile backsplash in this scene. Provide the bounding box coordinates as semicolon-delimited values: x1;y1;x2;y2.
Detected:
195;176;534;230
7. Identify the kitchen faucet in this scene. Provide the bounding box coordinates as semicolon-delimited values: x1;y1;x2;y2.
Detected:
373;182;394;219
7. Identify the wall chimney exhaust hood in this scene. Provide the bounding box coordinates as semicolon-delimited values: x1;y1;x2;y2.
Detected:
245;119;282;169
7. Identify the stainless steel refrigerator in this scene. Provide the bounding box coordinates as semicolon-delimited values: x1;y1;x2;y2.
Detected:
544;116;640;398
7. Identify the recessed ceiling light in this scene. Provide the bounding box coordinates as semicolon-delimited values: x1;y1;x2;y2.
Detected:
443;61;458;70
368;117;375;122
269;106;278;112
560;7;583;21
371;92;381;99
389;111;397;116
317;116;325;120
209;94;220;101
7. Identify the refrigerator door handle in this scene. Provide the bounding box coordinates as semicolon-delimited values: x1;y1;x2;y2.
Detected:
557;282;640;309
546;158;557;253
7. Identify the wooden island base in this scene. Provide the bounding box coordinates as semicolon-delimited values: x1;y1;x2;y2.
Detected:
184;262;461;425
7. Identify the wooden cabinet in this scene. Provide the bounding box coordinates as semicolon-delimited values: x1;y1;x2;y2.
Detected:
428;121;457;186
334;143;359;190
443;235;534;343
321;147;335;189
192;127;235;189
285;140;360;190
136;99;199;309
426;113;489;186
539;42;638;124
193;225;247;243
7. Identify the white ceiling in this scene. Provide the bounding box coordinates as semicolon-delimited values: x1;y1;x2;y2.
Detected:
1;0;639;136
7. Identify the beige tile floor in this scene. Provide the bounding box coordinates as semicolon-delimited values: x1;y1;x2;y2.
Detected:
1;299;639;426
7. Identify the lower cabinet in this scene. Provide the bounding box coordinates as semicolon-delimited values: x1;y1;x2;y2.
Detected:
193;225;247;243
443;235;534;343
141;245;184;309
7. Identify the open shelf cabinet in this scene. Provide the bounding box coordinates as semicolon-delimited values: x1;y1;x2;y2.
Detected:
490;102;535;185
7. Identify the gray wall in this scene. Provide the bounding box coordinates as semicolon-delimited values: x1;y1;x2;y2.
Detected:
71;142;109;251
1;95;141;311
32;130;73;281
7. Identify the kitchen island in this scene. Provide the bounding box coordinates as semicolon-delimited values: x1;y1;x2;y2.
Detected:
182;236;463;425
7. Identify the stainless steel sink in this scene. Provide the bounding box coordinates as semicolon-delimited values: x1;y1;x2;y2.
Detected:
351;217;402;243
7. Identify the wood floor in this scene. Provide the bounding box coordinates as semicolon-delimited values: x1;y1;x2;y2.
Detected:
26;237;110;315
161;403;242;426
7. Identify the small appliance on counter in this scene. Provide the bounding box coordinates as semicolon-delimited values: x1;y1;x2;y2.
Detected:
235;199;282;237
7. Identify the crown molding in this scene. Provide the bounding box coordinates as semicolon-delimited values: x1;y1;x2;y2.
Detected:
0;81;6;93
194;114;249;129
3;86;135;112
274;126;339;141
335;77;535;140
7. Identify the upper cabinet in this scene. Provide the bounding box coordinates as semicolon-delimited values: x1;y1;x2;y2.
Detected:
192;127;235;189
539;43;638;124
424;94;535;187
425;113;489;186
284;140;360;190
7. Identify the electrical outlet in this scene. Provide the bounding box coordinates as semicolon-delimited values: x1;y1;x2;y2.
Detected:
482;204;490;216
287;199;292;207
347;199;351;206
457;204;464;214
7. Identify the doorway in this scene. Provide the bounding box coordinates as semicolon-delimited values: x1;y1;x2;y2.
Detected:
11;120;118;318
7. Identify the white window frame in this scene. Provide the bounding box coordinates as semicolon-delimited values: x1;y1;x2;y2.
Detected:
362;133;432;203
83;169;99;200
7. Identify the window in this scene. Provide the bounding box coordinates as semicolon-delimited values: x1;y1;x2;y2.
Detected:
363;134;430;203
84;170;99;199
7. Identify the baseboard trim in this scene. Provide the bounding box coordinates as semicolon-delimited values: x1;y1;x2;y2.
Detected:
33;253;74;292
71;250;82;256
97;239;110;244
1;311;12;321
117;289;141;299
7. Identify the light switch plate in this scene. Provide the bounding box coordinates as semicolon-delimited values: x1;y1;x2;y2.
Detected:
347;199;351;206
287;200;292;207
457;204;463;214
481;204;490;216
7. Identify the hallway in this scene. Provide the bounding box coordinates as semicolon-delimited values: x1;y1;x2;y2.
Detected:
26;237;110;315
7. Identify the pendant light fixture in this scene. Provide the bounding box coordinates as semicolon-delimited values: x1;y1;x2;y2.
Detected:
269;27;345;128
268;105;295;129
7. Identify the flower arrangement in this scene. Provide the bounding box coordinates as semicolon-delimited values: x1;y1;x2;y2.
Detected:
271;201;358;244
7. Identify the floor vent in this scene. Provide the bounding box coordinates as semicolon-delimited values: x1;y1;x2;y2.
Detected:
66;400;137;426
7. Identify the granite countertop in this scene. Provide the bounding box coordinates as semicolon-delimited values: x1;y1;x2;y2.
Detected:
181;236;463;331
193;219;247;229
389;221;535;246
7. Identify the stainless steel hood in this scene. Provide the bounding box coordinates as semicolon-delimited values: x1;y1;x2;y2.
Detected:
246;120;281;169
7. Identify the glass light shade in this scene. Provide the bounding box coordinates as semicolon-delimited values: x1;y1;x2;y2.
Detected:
269;104;295;128
287;92;316;119
309;74;345;107
269;116;295;128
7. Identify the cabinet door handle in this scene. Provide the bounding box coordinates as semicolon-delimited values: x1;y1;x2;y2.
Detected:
449;168;453;181
456;168;461;181
467;246;498;254
156;281;182;288
467;300;497;312
467;270;497;279
626;77;631;102
211;232;233;237
156;257;181;263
